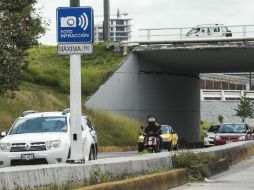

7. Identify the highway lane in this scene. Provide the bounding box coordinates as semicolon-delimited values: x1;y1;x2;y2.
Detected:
97;149;177;159
97;151;138;159
172;155;254;190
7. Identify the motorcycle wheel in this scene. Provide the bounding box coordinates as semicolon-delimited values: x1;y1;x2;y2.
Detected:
147;148;153;153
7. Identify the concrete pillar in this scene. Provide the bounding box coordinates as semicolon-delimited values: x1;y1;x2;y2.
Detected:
86;52;200;143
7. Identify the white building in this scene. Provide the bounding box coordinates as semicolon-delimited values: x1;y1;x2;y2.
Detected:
94;10;132;42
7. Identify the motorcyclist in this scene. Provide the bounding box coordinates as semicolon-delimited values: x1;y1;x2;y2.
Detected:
144;116;163;152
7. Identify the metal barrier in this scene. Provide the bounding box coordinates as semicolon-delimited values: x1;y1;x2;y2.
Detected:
200;90;254;101
139;25;254;41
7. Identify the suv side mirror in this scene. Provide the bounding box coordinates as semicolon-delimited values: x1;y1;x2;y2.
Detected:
0;131;7;137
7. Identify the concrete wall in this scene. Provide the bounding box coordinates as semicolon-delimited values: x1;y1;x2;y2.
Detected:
1;141;254;189
86;52;200;142
201;101;254;125
0;153;172;190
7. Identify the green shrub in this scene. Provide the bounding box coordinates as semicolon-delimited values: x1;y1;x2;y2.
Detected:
200;120;211;143
172;151;218;169
86;109;142;146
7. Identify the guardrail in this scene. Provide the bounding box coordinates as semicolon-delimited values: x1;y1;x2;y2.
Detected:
139;25;254;41
201;90;254;101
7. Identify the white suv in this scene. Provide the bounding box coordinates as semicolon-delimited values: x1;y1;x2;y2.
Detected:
186;24;232;38
0;110;98;167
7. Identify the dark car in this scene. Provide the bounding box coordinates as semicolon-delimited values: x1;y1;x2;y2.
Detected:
214;123;253;145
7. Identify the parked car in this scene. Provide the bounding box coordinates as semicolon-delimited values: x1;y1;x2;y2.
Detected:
0;110;98;167
204;124;221;147
185;24;232;38
138;125;178;152
214;123;252;145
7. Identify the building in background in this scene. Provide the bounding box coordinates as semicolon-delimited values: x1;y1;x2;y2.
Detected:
94;9;132;42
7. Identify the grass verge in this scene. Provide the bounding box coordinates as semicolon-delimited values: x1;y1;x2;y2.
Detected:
0;83;141;148
23;43;125;97
172;151;219;180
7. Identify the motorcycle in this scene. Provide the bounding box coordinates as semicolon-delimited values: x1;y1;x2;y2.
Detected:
143;131;160;153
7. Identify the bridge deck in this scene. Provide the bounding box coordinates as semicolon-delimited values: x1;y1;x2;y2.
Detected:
130;38;254;74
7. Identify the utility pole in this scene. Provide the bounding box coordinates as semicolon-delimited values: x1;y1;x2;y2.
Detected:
70;0;80;7
103;0;110;41
250;72;252;90
69;0;83;162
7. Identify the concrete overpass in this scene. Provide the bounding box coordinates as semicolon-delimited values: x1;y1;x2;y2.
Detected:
86;38;254;142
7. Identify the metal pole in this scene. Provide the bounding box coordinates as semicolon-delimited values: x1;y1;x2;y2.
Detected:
180;28;183;40
250;72;252;90
103;0;110;41
70;0;80;7
147;29;150;41
69;0;84;162
243;25;247;37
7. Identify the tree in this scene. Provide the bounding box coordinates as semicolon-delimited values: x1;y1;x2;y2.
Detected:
217;115;224;124
234;94;254;123
0;0;46;95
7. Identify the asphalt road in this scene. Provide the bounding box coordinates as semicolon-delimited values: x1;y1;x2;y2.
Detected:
97;151;138;159
97;149;175;159
172;155;254;190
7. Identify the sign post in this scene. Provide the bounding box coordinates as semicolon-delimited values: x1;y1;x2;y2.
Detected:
57;2;94;162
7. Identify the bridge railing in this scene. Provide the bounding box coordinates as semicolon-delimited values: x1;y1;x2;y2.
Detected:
139;25;254;41
201;90;254;101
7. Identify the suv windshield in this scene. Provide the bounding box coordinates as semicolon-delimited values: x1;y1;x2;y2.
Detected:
186;28;199;36
219;124;246;133
9;116;68;134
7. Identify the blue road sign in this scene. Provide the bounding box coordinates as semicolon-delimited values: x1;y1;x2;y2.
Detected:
57;7;94;43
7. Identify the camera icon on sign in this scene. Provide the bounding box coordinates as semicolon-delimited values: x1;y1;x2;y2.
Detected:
60;16;77;27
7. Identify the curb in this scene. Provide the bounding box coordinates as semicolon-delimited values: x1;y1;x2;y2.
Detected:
199;159;229;178
76;169;188;190
190;159;229;179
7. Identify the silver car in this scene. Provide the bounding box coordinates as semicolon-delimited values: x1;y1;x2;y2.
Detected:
204;124;221;147
186;24;232;38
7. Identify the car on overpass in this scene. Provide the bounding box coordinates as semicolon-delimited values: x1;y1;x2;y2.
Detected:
138;125;178;152
204;124;221;147
214;123;253;145
0;110;97;167
185;24;232;38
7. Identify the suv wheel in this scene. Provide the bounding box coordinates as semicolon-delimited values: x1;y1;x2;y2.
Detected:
89;147;96;160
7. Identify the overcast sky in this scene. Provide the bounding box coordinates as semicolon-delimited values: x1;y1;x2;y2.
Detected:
36;0;254;45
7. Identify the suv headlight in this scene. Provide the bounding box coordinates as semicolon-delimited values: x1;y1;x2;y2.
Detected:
0;143;11;152
46;140;61;150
